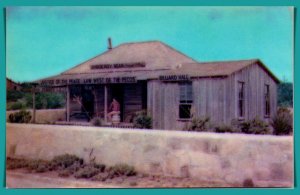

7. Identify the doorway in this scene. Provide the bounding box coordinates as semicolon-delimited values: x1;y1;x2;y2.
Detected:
81;86;94;121
109;84;124;121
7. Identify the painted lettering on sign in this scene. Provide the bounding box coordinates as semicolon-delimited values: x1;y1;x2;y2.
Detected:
90;62;146;70
159;75;190;81
40;77;136;86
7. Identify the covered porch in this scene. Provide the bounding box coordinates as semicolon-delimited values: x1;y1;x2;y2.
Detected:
65;81;148;124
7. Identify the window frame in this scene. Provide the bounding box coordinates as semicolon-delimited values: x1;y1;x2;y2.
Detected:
264;84;271;118
178;82;193;120
237;81;245;119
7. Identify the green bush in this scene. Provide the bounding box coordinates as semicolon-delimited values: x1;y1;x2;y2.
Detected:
239;117;271;135
7;101;26;110
187;116;210;132
27;159;51;173
51;154;84;169
74;165;101;179
278;82;293;107
133;110;152;129
8;109;32;123
271;107;293;135
25;92;65;109
108;163;137;177
215;124;240;133
7;90;24;102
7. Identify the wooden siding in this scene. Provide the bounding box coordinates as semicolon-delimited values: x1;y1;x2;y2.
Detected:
123;83;143;121
148;62;277;130
193;78;228;125
147;81;179;130
231;63;277;122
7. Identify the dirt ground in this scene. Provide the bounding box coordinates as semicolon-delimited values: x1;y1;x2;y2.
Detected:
6;169;237;188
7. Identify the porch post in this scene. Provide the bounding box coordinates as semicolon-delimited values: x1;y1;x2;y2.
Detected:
66;85;70;122
104;84;108;123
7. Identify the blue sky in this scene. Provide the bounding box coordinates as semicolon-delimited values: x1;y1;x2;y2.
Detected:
6;6;294;82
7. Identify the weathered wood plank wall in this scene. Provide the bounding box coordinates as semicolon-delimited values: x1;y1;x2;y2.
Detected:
232;63;277;122
123;83;143;122
147;81;179;130
148;63;277;130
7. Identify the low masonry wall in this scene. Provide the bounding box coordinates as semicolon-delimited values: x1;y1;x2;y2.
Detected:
6;123;294;187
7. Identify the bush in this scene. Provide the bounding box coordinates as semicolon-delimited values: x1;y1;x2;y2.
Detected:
74;165;101;179
8;109;32;123
24;92;65;109
27;159;51;173
51;154;84;169
243;178;255;187
6;157;29;170
133;110;152;129
215;124;240;133
278;82;293;107
7;101;26;110
187;116;210;132
91;117;103;126
7;90;24;102
239;117;271;135
271;107;293;135
108;163;137;177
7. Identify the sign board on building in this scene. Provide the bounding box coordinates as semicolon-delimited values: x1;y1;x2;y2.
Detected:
40;77;137;86
159;75;190;81
90;62;146;70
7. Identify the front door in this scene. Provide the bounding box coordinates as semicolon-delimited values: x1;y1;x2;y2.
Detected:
109;84;124;121
81;86;94;120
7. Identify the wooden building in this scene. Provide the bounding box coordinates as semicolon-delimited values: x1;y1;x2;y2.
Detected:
37;40;279;130
7;78;21;91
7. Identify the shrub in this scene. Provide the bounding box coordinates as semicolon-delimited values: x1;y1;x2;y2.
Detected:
93;163;106;172
243;178;255;187
91;117;103;126
271;107;293;135
7;101;26;110
8;109;32;123
51;154;84;169
239;117;271;135
6;157;29;169
27;159;51;173
278;82;293;107
108;163;137;177
133;110;152;129
74;165;100;179
7;90;24;102
187;116;210;132
24;92;65;109
215;124;240;133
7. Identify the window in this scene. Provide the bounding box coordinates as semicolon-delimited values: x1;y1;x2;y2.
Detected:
238;82;245;118
264;84;270;117
179;82;193;119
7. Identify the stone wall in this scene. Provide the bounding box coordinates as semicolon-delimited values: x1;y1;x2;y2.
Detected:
6;123;293;187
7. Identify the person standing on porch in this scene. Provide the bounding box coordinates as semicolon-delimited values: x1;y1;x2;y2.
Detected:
107;98;120;121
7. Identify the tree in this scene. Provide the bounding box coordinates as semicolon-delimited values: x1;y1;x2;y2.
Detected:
278;82;293;107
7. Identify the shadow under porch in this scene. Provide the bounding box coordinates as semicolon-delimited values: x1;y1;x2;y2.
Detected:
66;81;147;124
